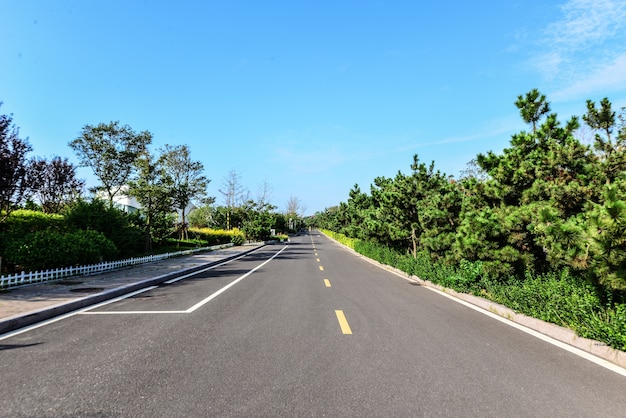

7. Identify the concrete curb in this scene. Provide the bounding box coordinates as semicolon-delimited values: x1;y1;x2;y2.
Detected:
323;233;626;370
0;245;263;335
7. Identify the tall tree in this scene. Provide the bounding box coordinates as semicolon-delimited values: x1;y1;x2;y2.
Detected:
159;144;209;240
127;150;175;251
69;121;152;206
27;156;85;213
515;88;551;134
0;104;32;222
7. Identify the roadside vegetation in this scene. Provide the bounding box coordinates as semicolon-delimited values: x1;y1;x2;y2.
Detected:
0;102;305;275
313;90;626;351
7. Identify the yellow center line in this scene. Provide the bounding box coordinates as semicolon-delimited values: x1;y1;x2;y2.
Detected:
324;279;331;287
335;310;352;334
319;266;324;271
316;258;320;262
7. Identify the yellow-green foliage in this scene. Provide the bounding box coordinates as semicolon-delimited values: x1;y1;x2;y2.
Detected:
3;209;65;234
189;227;245;246
320;229;357;249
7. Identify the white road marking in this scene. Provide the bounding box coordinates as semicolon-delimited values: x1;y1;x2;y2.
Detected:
80;246;289;315
184;245;287;313
0;247;286;337
424;286;626;378
0;287;157;340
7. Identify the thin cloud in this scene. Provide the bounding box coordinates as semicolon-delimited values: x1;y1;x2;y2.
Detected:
552;52;626;100
394;115;523;151
546;0;626;48
531;0;626;101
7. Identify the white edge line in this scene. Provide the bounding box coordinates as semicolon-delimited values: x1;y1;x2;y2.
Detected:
185;245;288;313
0;248;278;338
78;245;289;316
424;286;626;378
81;311;187;314
321;233;626;378
164;253;247;284
0;286;157;341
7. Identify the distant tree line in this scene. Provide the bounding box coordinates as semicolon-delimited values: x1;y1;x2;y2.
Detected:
313;90;626;294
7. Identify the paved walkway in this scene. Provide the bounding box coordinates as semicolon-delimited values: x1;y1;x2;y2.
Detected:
0;244;263;334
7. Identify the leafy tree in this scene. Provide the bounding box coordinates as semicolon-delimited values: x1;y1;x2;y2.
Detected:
369;155;448;258
0;104;32;222
463;90;598;277
127;150;175;252
241;199;278;240
69;121;152;205
27;156;84;213
340;185;375;240
158;144;210;240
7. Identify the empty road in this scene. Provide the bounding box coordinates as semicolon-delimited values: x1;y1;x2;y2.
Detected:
1;231;626;417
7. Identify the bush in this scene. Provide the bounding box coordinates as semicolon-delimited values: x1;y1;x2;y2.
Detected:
3;229;117;271
188;227;245;246
63;199;144;256
1;209;64;235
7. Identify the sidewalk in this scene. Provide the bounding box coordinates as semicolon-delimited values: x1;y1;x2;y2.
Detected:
0;244;263;335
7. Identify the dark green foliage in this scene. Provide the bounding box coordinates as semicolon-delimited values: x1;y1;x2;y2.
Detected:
63;199;144;256
587;181;626;290
4;229;117;271
0;104;32;221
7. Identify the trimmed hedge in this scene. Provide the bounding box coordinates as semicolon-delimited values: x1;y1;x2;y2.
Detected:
3;229;118;271
187;227;246;246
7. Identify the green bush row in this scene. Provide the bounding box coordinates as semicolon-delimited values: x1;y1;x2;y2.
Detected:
187;227;245;246
3;229;118;271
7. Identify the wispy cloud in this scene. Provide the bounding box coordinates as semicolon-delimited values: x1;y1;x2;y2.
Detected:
531;0;626;101
552;52;626;100
393;115;524;152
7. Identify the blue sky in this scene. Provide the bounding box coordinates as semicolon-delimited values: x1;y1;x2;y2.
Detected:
2;0;626;215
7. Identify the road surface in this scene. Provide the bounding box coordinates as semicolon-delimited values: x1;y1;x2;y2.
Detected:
1;231;625;417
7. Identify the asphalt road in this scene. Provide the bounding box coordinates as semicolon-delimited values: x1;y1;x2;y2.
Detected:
1;231;626;417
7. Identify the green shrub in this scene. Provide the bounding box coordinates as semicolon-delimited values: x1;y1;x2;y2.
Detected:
187;227;245;246
3;229;117;271
231;229;245;245
1;209;64;235
63;199;144;256
580;304;626;351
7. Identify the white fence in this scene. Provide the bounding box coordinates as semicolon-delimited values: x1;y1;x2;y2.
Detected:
0;243;234;290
